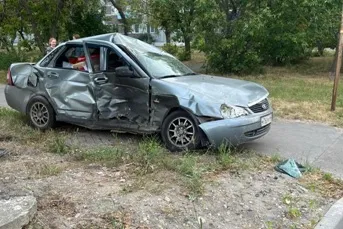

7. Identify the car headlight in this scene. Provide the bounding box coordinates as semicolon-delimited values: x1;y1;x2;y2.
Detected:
220;104;249;119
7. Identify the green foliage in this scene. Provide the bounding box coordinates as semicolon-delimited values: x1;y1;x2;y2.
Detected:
134;137;165;174
162;43;179;56
0;49;41;70
65;4;111;39
34;164;63;177
216;143;235;169
288;207;302;219
0;0;109;53
0;52;27;70
74;147;126;167
48;135;69;155
323;173;334;182
195;0;341;74
148;0;199;60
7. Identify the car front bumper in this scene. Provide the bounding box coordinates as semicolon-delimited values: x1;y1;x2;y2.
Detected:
198;108;273;147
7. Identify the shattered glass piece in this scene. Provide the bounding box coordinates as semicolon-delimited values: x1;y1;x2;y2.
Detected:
275;159;305;178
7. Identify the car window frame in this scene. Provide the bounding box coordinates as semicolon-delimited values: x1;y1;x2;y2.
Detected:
84;40;149;78
47;44;89;72
39;46;64;67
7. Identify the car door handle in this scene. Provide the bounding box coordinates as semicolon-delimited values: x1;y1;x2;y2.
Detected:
47;71;59;78
94;76;108;84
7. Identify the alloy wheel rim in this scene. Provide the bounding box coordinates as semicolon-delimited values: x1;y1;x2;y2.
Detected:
30;102;49;127
167;117;195;147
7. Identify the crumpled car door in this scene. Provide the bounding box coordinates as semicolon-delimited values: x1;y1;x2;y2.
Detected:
43;44;96;120
84;40;151;130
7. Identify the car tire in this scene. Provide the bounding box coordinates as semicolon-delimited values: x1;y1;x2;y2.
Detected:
27;96;56;130
161;110;201;152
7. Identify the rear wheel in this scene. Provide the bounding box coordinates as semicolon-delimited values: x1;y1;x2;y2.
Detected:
27;96;56;130
161;110;201;152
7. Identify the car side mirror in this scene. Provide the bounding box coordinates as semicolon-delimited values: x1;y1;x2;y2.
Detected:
115;66;138;78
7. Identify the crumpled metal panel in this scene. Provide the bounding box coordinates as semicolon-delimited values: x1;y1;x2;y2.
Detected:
161;75;269;108
150;75;268;120
112;33;170;57
44;70;95;120
91;71;150;126
10;63;36;88
110;33;268;119
199;108;273;146
93;83;133;119
7;33;270;134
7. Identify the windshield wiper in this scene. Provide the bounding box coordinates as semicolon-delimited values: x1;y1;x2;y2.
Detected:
180;72;197;76
159;74;181;79
159;72;196;79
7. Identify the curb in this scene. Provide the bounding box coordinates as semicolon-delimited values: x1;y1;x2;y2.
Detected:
315;197;343;229
0;196;37;229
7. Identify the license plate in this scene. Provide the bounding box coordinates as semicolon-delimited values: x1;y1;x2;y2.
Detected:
261;114;272;127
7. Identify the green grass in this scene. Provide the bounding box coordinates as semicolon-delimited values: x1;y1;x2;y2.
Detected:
71;138;277;197
0;108;70;152
187;54;343;125
322;172;334;182
33;164;63;177
47;135;70;155
234;56;343;126
287;207;302;219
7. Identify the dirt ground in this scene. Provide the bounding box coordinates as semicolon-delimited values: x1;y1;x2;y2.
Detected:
0;136;337;229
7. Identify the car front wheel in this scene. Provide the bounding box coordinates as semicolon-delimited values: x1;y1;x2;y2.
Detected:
27;96;56;130
161;110;201;152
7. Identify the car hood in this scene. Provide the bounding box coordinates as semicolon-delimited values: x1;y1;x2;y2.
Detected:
161;74;269;107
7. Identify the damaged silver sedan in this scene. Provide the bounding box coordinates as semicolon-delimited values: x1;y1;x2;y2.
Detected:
5;33;273;151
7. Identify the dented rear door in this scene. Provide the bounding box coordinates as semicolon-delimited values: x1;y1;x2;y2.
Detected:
42;43;96;120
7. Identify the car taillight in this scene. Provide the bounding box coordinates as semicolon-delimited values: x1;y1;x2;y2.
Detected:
6;68;14;86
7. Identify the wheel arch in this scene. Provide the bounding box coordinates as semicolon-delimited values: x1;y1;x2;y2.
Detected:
161;106;209;147
162;106;199;126
26;93;56;115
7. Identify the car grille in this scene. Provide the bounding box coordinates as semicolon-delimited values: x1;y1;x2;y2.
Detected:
249;99;269;113
244;124;271;137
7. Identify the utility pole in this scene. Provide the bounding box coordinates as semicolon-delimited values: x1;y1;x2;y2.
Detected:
331;5;343;111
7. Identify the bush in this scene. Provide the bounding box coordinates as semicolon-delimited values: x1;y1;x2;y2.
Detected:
176;50;189;61
0;52;26;70
0;50;42;70
204;37;263;74
162;43;179;56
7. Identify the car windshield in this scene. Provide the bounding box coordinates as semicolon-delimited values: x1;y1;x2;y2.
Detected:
112;34;194;78
135;52;194;78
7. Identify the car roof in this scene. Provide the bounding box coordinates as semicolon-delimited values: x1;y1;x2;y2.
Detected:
64;33;118;45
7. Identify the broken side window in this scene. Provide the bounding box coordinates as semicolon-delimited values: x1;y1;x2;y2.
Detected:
40;46;63;67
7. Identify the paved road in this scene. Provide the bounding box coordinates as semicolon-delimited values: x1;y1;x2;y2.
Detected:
0;84;8;108
244;121;343;178
1;84;343;178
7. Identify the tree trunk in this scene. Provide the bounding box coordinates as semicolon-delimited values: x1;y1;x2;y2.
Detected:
18;30;32;51
109;0;129;35
165;28;171;43
317;41;324;56
184;36;191;61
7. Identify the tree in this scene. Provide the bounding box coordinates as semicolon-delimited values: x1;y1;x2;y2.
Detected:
147;0;199;60
195;0;342;73
0;0;109;53
108;0;129;35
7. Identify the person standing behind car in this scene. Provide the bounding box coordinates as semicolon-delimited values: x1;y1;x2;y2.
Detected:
72;34;83;57
72;34;80;40
46;37;57;54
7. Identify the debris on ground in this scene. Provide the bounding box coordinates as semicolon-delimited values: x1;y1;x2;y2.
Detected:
275;158;306;178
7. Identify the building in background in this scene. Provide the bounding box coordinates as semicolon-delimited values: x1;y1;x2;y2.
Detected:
100;0;167;46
